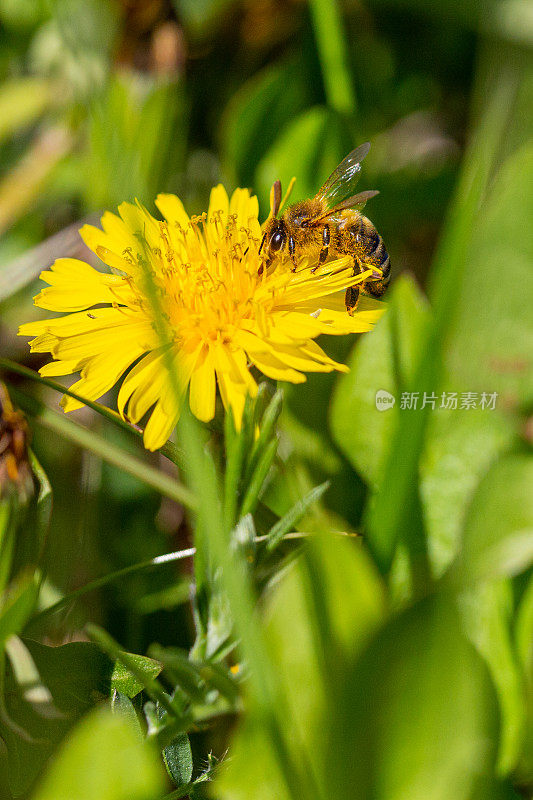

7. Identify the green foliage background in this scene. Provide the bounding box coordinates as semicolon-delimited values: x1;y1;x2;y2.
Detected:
0;0;532;798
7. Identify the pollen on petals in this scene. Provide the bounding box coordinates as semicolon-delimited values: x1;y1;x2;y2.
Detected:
19;186;385;451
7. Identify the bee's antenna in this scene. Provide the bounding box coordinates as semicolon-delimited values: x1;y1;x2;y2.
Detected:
278;177;296;215
270;180;282;218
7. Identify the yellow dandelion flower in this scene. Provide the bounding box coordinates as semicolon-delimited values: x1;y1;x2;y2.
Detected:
19;186;384;451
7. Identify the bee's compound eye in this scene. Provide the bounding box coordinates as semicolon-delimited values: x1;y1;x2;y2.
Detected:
270;230;285;252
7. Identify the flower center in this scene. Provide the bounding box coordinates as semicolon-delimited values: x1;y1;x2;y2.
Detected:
124;211;267;347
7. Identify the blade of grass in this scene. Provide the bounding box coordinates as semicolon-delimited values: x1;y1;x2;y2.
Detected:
239;437;278;518
223;409;247;532
30;546;196;624
0;358;133;434
262;481;330;554
179;407;322;799
308;0;357;118
243;389;283;485
10;387;196;510
366;58;521;578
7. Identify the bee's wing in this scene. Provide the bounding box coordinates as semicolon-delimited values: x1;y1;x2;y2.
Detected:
308;190;379;225
314;142;371;209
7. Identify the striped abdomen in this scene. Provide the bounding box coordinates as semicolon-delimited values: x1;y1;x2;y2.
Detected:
338;213;391;298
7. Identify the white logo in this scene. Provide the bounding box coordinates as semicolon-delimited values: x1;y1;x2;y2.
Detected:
375;389;395;411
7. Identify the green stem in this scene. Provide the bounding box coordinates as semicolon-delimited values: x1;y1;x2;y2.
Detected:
11;388;197;510
308;0;356;117
31;531;318;625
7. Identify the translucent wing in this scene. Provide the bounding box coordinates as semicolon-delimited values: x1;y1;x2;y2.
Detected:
309;189;379;224
315;142;371;210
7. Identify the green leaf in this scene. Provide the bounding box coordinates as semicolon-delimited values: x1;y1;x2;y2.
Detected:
23;640;113;713
327;597;498;800
457;454;533;584
417;141;533;573
33;707;165;800
87;625;180;721
365;63;521;575
163;730;193;788
460;581;526;775
1;640;113;794
330;273;429;487
445;144;533;405
111;691;143;742
0;570;38;648
111;653;163;699
255;106;354;208
420;408;513;576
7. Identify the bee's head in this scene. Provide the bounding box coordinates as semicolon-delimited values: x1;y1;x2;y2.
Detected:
259;179;290;267
260;219;287;259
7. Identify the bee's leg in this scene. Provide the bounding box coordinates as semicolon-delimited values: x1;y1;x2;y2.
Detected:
289;235;298;271
345;252;365;314
311;225;330;273
364;252;391;298
345;284;360;316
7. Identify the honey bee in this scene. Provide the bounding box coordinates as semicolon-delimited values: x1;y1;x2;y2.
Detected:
259;142;390;313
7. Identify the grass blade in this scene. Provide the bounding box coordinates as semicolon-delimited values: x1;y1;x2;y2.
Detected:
263;481;330;554
239;438;278;518
30;546;195;624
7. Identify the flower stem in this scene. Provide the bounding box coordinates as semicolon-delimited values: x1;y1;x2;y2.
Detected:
309;0;357;118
